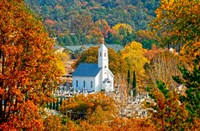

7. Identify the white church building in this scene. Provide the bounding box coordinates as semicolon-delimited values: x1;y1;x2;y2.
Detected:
72;44;114;93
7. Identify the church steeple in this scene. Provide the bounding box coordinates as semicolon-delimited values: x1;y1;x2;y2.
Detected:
98;44;108;69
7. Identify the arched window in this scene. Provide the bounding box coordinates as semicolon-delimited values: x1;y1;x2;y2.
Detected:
100;52;102;57
91;81;93;88
83;81;86;88
104;52;106;57
76;80;78;87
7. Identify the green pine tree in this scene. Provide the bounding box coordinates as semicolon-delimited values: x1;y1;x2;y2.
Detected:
56;98;59;111
132;70;137;96
53;102;56;110
60;98;63;106
127;70;130;86
50;102;52;110
173;55;200;119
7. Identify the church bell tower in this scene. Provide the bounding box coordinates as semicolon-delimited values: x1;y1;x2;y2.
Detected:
98;44;108;69
98;44;109;87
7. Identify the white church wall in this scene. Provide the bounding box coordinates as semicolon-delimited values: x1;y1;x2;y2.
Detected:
108;72;114;91
73;76;96;92
94;71;102;92
110;71;114;91
103;70;114;92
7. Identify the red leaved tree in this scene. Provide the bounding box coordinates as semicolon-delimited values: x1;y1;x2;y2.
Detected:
0;0;63;129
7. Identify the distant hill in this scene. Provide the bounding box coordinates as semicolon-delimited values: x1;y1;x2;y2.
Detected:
25;0;160;48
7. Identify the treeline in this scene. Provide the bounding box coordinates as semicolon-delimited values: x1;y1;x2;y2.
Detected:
24;0;160;49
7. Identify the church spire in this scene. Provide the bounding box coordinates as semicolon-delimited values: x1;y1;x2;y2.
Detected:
98;44;108;69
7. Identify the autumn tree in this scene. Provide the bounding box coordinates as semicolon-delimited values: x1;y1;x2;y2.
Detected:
152;0;200;45
43;115;66;131
121;41;148;75
54;54;67;75
135;30;160;49
55;50;70;65
152;0;200;65
60;93;156;130
120;41;149;88
112;23;133;34
74;46;99;67
70;14;93;35
60;93;117;121
144;44;163;61
147;81;193;130
0;0;63;129
54;48;70;75
111;23;135;46
109;117;155;131
180;41;200;67
146;51;182;90
86;26;104;44
95;19;113;39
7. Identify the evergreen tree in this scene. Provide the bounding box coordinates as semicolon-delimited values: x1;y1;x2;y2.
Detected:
132;70;137;96
173;55;200;119
53;102;56;110
127;70;130;86
127;70;131;96
56;98;59;111
105;31;113;44
60;98;63;106
50;102;52;110
65;35;74;45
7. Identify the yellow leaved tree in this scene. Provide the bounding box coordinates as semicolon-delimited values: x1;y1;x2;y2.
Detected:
121;41;149;88
112;23;133;34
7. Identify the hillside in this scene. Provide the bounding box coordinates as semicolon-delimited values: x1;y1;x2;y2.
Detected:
25;0;160;48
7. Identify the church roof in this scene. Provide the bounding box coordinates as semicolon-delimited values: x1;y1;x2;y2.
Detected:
73;63;101;77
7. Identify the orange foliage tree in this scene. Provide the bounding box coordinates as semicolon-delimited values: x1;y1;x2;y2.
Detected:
152;0;200;45
146;81;200;130
109;117;155;131
66;117;155;131
60;93;117;121
144;44;163;61
0;0;63;129
61;93;155;131
43;114;66;131
146;51;181;90
86;26;104;44
95;19;113;38
180;41;200;68
152;0;200;66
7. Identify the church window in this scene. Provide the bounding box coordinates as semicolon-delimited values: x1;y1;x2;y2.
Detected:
91;81;93;88
76;80;78;87
104;52;106;57
83;81;86;88
100;52;102;57
104;65;107;69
